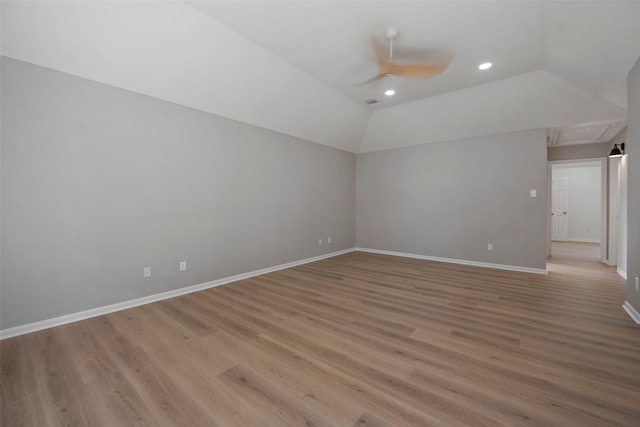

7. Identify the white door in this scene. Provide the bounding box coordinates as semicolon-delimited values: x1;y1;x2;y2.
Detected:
552;177;568;241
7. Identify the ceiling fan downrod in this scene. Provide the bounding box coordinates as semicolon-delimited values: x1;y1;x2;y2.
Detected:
385;28;399;61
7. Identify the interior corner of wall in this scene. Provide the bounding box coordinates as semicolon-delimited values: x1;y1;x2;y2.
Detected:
354;110;376;155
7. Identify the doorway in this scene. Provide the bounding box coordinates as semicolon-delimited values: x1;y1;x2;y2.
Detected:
549;160;605;261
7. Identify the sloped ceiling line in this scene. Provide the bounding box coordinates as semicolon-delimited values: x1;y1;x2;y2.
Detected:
2;0;637;153
0;0;370;153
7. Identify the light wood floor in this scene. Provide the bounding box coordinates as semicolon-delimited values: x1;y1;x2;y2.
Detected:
2;249;639;426
550;240;601;263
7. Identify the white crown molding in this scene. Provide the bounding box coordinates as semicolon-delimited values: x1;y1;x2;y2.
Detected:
547;120;627;147
0;248;356;340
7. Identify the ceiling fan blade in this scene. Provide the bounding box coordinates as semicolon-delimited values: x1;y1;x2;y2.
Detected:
359;29;450;85
356;73;385;86
391;63;448;79
354;36;389;86
371;34;387;64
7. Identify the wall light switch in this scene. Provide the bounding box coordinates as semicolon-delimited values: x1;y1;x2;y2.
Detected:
179;261;187;272
530;189;537;198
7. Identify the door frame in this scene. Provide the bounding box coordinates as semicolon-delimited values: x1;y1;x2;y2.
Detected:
547;158;607;263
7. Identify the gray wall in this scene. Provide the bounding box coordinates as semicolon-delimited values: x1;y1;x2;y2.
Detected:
356;129;548;270
627;57;640;312
1;57;356;329
547;141;611;161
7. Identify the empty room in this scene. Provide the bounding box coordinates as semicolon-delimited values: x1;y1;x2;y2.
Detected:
2;1;640;426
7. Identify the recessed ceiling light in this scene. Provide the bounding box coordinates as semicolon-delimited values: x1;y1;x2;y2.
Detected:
385;89;395;96
478;62;492;70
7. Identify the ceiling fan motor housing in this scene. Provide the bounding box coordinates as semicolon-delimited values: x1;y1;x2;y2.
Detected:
385;28;399;41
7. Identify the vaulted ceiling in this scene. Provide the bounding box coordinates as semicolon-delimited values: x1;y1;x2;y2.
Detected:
2;1;638;153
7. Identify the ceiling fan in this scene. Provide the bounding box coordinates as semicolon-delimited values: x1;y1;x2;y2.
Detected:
360;28;449;85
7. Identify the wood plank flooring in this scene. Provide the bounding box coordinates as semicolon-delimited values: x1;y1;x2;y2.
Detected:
550;241;601;262
2;249;640;426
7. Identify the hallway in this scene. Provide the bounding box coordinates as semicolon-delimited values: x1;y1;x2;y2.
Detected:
548;241;619;280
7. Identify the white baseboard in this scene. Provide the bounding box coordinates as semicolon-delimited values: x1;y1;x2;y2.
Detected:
623;301;640;324
0;248;356;340
617;268;627;279
567;238;601;243
355;247;548;275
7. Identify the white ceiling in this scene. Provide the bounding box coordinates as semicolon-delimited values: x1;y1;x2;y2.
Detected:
547;120;627;147
191;1;547;110
2;1;639;153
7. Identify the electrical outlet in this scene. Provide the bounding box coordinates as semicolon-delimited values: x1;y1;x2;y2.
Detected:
487;243;493;251
318;239;323;246
328;237;332;244
143;267;151;278
179;261;187;272
530;189;537;198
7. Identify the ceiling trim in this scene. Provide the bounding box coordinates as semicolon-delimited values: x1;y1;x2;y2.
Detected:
547;120;627;147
